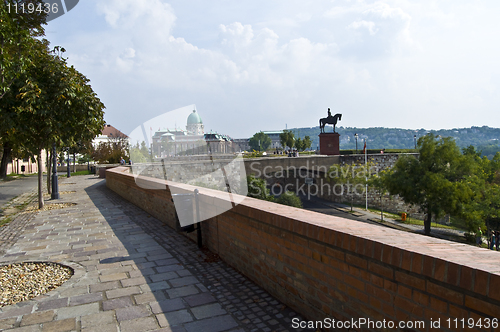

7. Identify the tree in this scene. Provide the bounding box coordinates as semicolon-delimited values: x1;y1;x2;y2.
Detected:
5;41;105;208
295;135;312;152
382;134;475;235
461;146;500;233
247;175;274;201
0;0;47;177
302;136;312;151
249;132;271;151
129;142;149;163
279;130;295;150
69;139;93;172
92;136;129;164
276;191;302;208
295;138;303;151
368;169;389;221
1;0;47;99
327;161;373;211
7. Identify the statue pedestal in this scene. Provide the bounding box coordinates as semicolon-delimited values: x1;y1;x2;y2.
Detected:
319;133;340;155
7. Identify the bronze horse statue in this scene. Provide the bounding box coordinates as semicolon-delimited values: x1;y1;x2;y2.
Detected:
320;113;342;133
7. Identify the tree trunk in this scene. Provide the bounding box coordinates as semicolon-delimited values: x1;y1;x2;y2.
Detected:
0;143;12;179
37;151;44;209
46;149;52;195
424;211;432;235
73;152;76;173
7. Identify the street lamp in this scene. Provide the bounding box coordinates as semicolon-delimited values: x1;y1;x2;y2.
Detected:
66;148;71;178
414;135;417;150
51;143;59;199
355;133;358;154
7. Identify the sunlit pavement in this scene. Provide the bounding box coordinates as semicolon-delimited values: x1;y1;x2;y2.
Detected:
0;175;315;332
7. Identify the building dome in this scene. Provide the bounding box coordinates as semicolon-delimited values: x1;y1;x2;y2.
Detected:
187;110;203;125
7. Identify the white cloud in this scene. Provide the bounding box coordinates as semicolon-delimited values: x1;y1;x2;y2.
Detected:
347;20;378;35
44;0;500;137
97;0;176;35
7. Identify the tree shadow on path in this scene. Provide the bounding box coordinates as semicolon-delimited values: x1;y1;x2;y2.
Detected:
85;178;310;332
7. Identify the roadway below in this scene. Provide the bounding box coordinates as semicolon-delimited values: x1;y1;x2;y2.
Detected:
0;175;41;210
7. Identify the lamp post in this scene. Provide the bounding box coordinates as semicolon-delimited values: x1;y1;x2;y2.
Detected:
51;143;59;199
414;135;417;150
66;148;71;178
355;133;358;154
364;138;368;211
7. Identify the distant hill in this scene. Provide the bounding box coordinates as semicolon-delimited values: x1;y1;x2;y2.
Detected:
287;126;500;159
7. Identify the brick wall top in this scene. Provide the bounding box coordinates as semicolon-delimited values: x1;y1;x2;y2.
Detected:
107;166;500;304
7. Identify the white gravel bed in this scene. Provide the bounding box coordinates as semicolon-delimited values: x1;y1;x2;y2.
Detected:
0;262;73;307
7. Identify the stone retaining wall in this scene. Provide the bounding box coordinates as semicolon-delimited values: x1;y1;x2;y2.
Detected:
106;166;500;331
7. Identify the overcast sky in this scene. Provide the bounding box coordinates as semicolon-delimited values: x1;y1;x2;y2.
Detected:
45;0;500;139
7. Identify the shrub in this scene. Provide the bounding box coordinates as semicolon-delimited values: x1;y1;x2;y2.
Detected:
276;191;303;208
247;175;274;202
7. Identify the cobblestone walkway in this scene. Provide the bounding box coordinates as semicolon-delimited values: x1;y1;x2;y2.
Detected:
0;191;39;256
0;176;313;332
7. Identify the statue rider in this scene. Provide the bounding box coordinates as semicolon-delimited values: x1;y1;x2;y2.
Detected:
327;108;332;118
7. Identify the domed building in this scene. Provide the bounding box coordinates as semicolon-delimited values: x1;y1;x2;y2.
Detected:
151;109;234;157
186;110;204;135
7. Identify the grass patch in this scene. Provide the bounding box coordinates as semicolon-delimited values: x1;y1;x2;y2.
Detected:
7;173;27;178
399;218;461;230
14;201;30;211
59;170;92;177
0;216;13;227
351;204;464;231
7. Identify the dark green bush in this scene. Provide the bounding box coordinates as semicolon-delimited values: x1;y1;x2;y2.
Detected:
276;191;303;208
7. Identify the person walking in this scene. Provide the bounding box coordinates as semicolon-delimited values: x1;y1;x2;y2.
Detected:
476;227;483;246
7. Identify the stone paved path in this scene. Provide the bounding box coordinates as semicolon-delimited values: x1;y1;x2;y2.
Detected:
0;191;39;256
0;176;313;332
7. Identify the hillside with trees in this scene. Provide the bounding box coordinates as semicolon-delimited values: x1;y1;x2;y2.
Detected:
288;126;500;158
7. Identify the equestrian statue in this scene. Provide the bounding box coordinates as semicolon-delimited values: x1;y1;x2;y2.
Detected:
320;108;342;133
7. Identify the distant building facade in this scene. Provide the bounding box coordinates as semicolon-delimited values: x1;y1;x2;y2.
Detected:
233;139;250;152
5;154;46;175
151;109;235;157
234;130;284;152
93;124;129;147
262;131;284;149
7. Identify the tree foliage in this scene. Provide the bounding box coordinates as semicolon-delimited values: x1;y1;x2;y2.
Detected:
0;39;105;207
279;130;295;150
246;175;302;208
0;0;47;99
460;146;500;232
129;141;150;163
276;191;303;208
1;0;47;177
249;132;271;151
295;135;312;151
247;175;273;201
382;134;476;234
92;136;129;164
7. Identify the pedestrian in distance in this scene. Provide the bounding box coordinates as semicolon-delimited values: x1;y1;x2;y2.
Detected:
476;227;483;246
